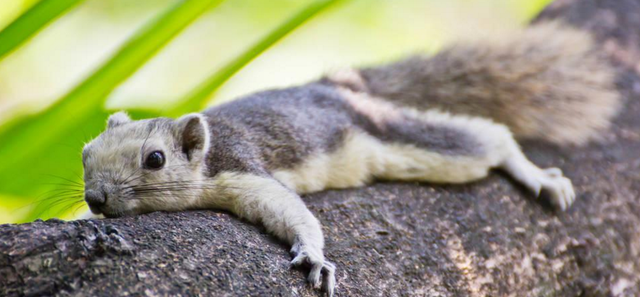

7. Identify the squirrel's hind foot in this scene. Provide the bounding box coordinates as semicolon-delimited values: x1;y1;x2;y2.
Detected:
504;156;576;211
538;168;576;211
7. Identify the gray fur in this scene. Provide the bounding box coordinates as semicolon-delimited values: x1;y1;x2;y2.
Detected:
202;83;352;175
201;83;482;177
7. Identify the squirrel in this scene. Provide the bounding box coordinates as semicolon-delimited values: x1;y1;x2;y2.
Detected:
80;21;619;296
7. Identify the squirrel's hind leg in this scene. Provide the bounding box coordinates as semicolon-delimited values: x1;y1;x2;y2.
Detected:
371;109;576;210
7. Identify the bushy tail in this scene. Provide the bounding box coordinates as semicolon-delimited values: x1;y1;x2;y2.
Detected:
350;21;621;146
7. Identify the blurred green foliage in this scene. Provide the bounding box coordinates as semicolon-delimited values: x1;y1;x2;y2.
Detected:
0;0;551;223
0;0;83;61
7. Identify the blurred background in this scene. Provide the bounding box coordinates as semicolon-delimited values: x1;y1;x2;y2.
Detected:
0;0;551;223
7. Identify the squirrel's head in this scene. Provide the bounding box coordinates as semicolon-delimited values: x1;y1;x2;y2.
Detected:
82;112;210;218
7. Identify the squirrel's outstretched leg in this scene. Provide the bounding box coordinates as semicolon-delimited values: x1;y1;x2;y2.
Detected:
500;144;576;210
203;172;336;296
368;108;576;210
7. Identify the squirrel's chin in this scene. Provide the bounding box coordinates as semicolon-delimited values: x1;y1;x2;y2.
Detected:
102;212;118;218
101;210;125;218
103;207;138;218
89;205;126;218
88;205;102;215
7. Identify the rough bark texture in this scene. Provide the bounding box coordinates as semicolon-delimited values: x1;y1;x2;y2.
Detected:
2;0;640;296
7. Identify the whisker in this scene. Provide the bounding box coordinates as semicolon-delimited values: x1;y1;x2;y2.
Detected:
130;183;230;191
130;186;242;195
42;174;83;186
138;127;154;166
35;193;85;204
42;183;84;188
127;179;214;186
126;174;145;184
32;195;84;218
121;168;143;185
133;193;215;200
33;188;84;201
71;201;88;216
127;179;244;187
36;194;84;205
46;197;84;210
72;171;84;182
37;186;84;194
131;184;239;190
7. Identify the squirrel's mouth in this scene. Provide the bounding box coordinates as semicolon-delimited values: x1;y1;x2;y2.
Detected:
94;205;131;218
87;204;103;215
87;204;119;218
101;212;119;218
91;207;123;218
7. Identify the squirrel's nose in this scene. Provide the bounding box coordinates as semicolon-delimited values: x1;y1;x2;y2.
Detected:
85;189;106;208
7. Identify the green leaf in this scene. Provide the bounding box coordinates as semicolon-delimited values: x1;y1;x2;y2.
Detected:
168;0;346;116
0;0;85;62
0;0;225;199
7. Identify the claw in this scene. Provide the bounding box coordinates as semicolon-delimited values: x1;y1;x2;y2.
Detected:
538;169;575;211
308;263;323;288
532;181;542;197
290;252;307;266
322;261;336;297
289;244;337;295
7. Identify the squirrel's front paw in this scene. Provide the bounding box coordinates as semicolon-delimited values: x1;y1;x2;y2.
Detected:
290;241;336;296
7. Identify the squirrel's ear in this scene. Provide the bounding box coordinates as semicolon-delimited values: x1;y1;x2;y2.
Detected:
107;111;132;129
174;113;209;161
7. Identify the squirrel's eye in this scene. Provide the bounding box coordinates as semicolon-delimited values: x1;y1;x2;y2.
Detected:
144;151;165;169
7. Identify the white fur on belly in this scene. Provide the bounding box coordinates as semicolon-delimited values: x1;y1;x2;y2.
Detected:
272;128;504;195
272;131;384;194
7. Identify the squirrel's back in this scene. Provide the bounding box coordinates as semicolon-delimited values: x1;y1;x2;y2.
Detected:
340;21;620;146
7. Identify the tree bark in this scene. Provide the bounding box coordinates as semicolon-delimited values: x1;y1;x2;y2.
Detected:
2;0;640;296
